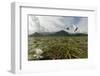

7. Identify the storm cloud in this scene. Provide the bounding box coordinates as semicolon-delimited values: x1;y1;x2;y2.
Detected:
28;15;88;35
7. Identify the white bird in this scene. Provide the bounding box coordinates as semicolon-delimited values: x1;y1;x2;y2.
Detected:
72;24;78;32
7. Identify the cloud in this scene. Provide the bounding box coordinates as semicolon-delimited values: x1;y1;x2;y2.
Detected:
77;18;88;33
28;15;88;35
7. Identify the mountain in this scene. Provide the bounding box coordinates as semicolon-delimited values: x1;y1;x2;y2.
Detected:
51;30;69;36
29;30;87;37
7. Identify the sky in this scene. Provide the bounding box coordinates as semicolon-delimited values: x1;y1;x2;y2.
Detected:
28;15;88;35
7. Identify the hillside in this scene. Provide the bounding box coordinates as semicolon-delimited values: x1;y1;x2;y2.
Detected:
29;30;88;37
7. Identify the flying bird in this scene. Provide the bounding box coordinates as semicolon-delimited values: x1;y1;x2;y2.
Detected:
74;27;78;32
66;27;70;30
72;24;78;32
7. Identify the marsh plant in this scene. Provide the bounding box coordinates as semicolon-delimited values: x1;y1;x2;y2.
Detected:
28;36;88;60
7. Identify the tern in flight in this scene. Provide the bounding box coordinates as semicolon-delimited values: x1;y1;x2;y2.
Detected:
66;24;78;32
73;24;78;32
